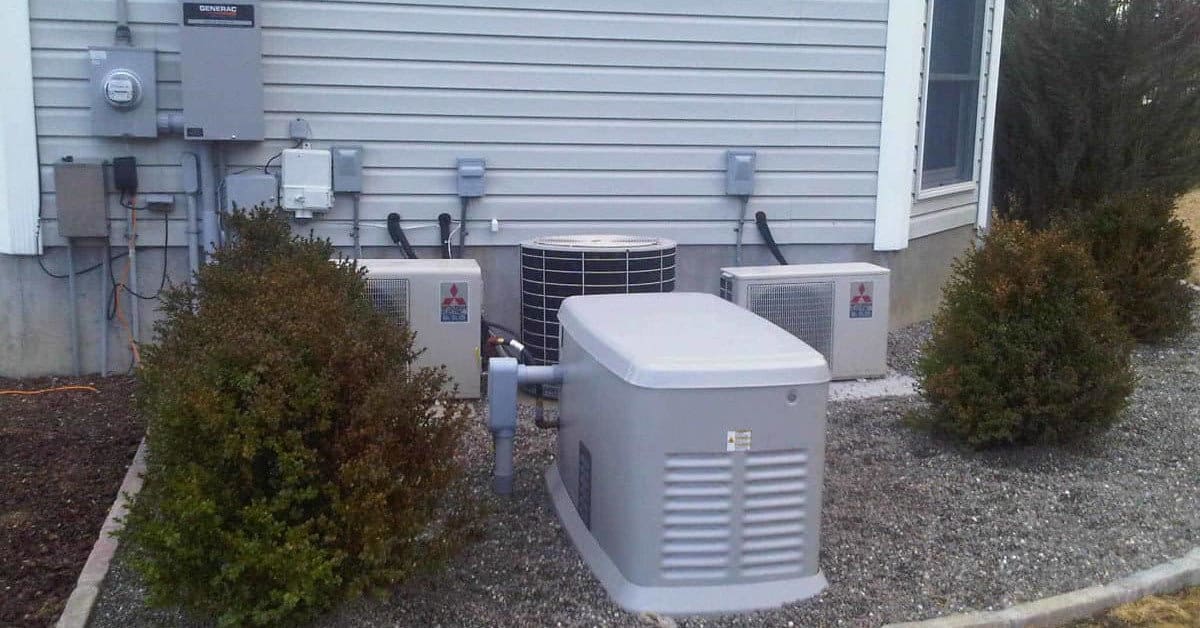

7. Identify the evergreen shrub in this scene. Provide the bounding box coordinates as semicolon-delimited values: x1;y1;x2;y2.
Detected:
121;209;475;626
1068;190;1197;342
915;221;1135;447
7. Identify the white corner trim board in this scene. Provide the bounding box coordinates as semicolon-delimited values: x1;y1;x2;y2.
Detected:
0;2;40;256
976;0;1007;234
873;0;926;251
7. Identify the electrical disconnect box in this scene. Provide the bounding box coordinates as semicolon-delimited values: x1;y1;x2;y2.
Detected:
88;47;158;138
725;150;757;196
53;162;108;238
180;2;264;141
358;259;483;398
281;149;332;218
331;146;364;193
456;158;486;198
225;172;278;210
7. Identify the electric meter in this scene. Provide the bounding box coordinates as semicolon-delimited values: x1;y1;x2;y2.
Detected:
102;69;143;108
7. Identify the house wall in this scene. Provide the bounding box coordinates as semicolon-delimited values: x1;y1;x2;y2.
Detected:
30;0;891;249
2;0;989;376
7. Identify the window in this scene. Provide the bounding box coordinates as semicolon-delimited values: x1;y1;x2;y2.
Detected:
919;0;987;191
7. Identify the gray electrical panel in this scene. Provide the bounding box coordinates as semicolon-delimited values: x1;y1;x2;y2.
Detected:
725;150;757;196
225;172;278;210
88;47;158;138
180;2;264;141
456;158;486;198
54;162;108;238
331;146;364;193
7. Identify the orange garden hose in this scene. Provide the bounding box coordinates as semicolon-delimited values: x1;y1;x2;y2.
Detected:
0;385;100;396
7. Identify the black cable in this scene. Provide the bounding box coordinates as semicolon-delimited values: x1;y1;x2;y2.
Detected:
386;213;419;259
755;211;790;266
110;217;169;302
262;152;282;174
37;250;128;280
437;213;453;259
261;140;304;175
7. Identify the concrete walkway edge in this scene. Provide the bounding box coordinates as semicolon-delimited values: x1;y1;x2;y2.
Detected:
885;547;1200;628
56;439;148;628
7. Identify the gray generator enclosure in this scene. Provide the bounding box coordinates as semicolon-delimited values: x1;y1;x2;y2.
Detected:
551;293;830;615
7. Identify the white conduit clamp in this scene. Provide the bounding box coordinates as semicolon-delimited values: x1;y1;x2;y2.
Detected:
486;358;563;495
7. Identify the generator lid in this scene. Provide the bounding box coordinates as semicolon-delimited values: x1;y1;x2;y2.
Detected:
558;293;829;389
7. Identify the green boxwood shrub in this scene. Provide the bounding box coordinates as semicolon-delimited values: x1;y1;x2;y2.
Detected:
915;221;1135;448
121;209;476;626
1067;190;1196;343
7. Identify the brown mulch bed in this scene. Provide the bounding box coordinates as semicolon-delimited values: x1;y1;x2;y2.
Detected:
0;376;142;628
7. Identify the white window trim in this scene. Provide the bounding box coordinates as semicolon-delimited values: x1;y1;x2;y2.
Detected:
872;0;928;251
0;2;40;256
914;0;993;201
976;0;1007;233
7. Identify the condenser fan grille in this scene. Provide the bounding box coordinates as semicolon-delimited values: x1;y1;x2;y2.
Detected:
746;282;834;359
366;278;410;325
521;236;676;367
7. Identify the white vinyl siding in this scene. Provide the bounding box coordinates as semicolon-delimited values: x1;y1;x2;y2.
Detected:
29;0;889;248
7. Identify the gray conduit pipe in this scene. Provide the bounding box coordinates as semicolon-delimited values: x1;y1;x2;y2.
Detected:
458;197;469;256
100;243;110;375
486;358;563;495
733;195;750;266
351;194;362;259
66;239;81;376
181;152;202;284
196;143;220;254
127;203;140;344
114;0;132;45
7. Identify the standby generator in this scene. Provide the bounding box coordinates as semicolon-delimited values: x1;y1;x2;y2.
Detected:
487;293;830;615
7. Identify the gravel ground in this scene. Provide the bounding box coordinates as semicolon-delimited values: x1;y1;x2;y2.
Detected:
90;310;1200;628
888;320;932;378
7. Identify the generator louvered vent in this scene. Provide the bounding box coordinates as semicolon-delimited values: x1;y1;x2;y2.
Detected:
660;449;809;582
521;235;676;367
746;282;835;360
366;278;410;325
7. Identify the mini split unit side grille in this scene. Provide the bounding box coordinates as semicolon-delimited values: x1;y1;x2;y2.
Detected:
745;282;835;360
721;264;890;380
660;450;808;582
366;278;410;325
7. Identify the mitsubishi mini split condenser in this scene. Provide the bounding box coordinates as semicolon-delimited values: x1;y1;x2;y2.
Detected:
357;259;482;398
720;263;890;380
550;293;830;614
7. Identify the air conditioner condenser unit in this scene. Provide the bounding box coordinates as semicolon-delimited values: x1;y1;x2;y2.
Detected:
720;263;890;380
357;258;482;398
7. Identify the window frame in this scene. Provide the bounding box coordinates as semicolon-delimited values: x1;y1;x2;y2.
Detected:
915;0;991;200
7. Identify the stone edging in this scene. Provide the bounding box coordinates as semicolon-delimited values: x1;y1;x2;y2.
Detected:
56;439;148;628
884;547;1200;628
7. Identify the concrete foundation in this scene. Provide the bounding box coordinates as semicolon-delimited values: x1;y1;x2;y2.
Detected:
0;225;974;377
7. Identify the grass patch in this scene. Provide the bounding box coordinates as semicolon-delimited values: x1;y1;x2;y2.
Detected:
1178;188;1200;283
1072;586;1200;627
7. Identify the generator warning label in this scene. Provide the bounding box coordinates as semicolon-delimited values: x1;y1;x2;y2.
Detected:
440;282;469;323
183;3;256;27
726;430;752;452
849;281;874;319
